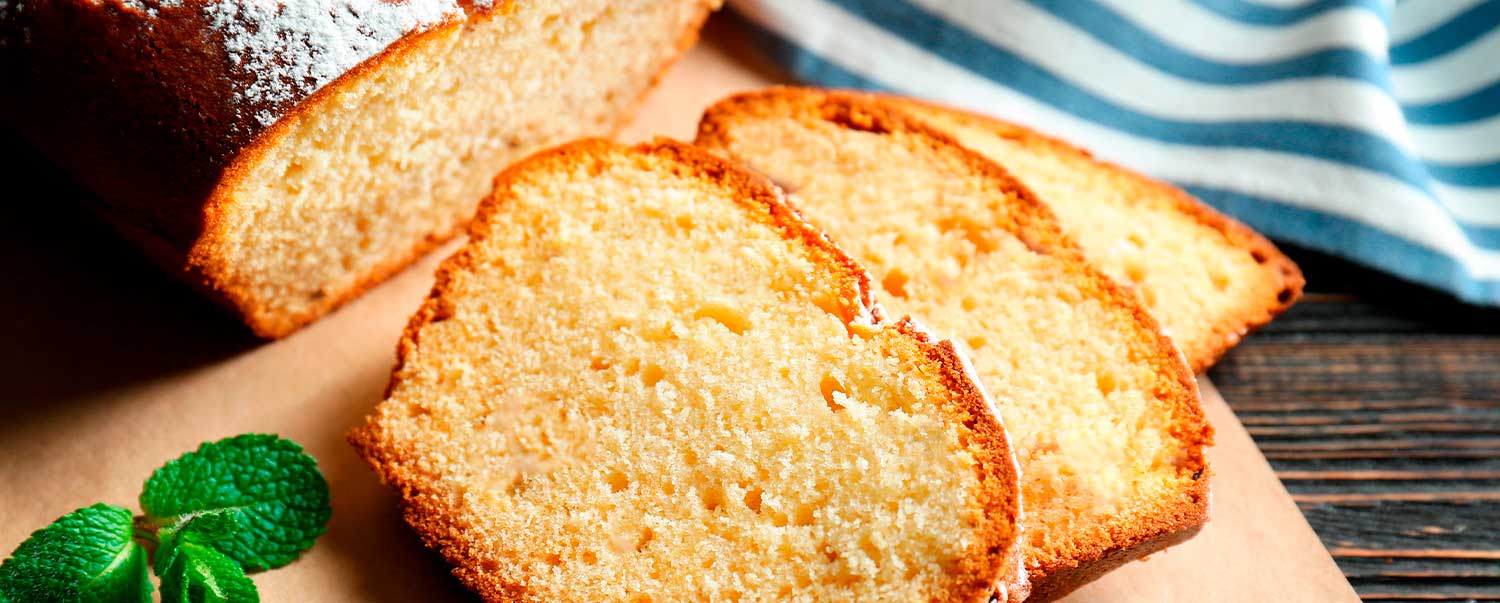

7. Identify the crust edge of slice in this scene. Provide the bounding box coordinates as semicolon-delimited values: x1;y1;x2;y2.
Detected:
695;88;1212;602
348;137;1027;603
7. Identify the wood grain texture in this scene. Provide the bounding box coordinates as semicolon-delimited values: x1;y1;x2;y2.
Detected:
1209;244;1500;602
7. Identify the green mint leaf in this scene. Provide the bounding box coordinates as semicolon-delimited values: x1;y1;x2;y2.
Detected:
153;512;246;578
0;504;152;603
158;542;259;603
140;434;331;571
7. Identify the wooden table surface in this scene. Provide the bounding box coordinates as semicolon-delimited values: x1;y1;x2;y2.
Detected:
1208;245;1500;602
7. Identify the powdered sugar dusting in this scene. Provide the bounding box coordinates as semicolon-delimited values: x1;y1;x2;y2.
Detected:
205;0;463;128
115;0;185;18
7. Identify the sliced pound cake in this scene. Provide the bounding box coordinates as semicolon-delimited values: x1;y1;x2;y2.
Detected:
697;89;1211;602
1;0;719;337
350;139;1025;602
879;97;1303;371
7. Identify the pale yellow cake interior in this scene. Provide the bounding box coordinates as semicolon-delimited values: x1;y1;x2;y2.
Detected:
204;0;716;335
366;146;1010;602
899;103;1293;366
701;114;1202;575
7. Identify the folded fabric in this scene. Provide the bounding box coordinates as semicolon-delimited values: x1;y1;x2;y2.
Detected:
731;0;1500;306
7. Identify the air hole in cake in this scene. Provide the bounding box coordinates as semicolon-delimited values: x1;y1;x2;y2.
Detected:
1126;233;1146;249
675;213;695;233
701;485;724;512
1123;259;1147;284
1141;286;1159;308
1277;287;1294;304
1251;249;1269;264
693;302;751;334
682;449;698;467
859;533;883;568
582;4;614;37
966;336;987;351
283;160;305;182
589;357;610;371
1096;372;1118;396
606;471;629;493
1209;268;1231;292
822;546;839;563
743;486;764;513
543;553;562;567
640;322;678;342
580;550;598;565
961;296;978;311
636;527;655;552
794;503;817;526
937;215;998;253
820;374;847;412
881;270;909;298
641;363;666;388
810;293;844;320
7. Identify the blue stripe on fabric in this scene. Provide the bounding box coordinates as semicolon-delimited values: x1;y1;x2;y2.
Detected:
1029;0;1392;87
1403;79;1500;125
1427;160;1500;187
1185;186;1500;305
1390;1;1500;64
1191;0;1389;26
822;0;1437;193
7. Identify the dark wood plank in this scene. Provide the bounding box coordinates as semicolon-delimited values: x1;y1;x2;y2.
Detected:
1211;244;1500;602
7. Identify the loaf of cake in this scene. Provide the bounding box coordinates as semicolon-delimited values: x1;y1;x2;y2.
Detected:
0;0;718;337
697;89;1211;602
350;139;1026;602
879;97;1303;371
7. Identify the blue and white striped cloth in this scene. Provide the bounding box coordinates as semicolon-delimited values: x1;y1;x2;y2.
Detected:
731;0;1500;306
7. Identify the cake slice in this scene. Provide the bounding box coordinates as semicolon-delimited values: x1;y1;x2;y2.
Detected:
878;96;1303;371
697;89;1211;602
1;0;719;337
350;139;1025;602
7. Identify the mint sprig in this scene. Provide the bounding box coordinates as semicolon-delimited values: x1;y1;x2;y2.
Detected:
0;434;330;602
142;434;331;571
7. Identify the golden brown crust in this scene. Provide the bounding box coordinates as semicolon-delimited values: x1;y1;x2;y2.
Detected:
4;0;719;339
351;138;1025;602
894;319;1030;603
872;94;1305;372
694;87;1212;601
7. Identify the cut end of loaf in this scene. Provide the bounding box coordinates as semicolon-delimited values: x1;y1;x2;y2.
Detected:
879;95;1303;372
351;139;1024;603
696;87;1211;599
189;0;718;337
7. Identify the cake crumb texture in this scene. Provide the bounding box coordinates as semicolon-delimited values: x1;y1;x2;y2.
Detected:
696;88;1211;601
352;139;1024;603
